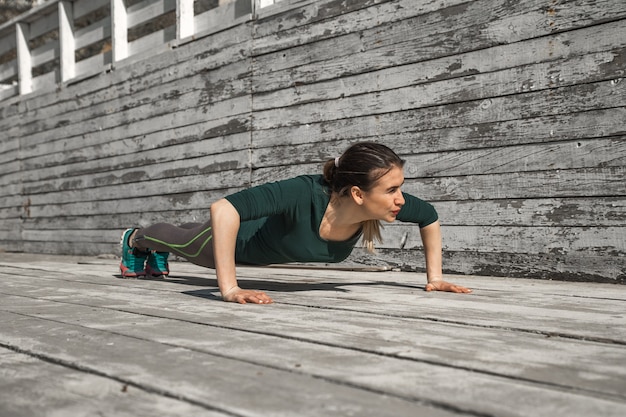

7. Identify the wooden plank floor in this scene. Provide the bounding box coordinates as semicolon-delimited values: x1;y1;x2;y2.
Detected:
0;253;625;417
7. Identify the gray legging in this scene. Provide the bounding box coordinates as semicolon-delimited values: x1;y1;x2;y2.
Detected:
133;220;216;268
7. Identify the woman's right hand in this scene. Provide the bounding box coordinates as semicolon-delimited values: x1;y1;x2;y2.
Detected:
222;286;273;304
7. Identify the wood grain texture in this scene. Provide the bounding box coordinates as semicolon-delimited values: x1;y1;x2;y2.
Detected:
1;255;626;416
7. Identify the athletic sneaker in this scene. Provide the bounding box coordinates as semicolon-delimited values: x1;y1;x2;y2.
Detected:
146;251;170;277
119;228;148;278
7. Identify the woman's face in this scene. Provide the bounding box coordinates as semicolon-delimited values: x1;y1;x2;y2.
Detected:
359;165;406;222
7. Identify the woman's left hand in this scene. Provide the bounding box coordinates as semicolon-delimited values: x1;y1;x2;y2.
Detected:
425;280;472;293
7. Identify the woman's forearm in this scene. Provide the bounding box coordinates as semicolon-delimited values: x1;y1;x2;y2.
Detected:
420;220;472;294
419;220;444;283
210;199;241;296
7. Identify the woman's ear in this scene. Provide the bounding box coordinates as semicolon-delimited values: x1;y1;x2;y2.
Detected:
350;186;364;205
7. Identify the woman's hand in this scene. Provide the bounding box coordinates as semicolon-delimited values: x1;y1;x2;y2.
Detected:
222;286;274;304
426;280;472;293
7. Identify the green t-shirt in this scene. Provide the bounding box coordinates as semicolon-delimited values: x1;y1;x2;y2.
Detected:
224;175;438;265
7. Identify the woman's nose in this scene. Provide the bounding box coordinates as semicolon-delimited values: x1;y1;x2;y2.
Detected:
395;191;405;205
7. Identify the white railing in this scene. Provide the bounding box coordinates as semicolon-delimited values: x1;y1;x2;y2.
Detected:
0;0;281;101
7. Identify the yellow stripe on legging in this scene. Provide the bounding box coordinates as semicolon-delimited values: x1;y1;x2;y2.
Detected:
143;227;213;258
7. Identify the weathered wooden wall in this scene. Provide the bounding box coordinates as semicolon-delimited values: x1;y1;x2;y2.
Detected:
1;0;624;282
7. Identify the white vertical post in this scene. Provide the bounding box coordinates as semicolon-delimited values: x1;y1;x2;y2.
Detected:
177;0;194;40
111;0;128;63
16;22;32;95
251;0;259;17
59;1;75;82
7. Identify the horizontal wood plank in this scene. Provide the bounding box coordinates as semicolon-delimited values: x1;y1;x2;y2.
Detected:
0;347;223;417
249;106;626;151
352;248;626;283
10;196;626;229
251;78;625;130
127;0;176;29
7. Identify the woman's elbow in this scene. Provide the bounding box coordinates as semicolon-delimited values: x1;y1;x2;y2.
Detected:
210;199;240;223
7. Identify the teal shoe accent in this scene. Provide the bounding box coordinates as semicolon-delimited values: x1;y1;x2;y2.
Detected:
146;251;169;277
119;228;148;278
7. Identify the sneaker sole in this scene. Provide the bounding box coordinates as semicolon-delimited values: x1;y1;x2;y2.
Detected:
120;263;146;279
145;265;169;278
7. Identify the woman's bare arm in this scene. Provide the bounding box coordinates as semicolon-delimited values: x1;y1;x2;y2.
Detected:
419;221;472;293
210;199;273;304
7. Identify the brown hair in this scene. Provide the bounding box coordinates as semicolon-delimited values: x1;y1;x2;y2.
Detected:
323;142;405;252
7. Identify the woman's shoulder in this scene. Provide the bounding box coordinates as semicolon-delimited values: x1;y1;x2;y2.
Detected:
276;174;326;190
398;192;438;226
246;174;327;200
